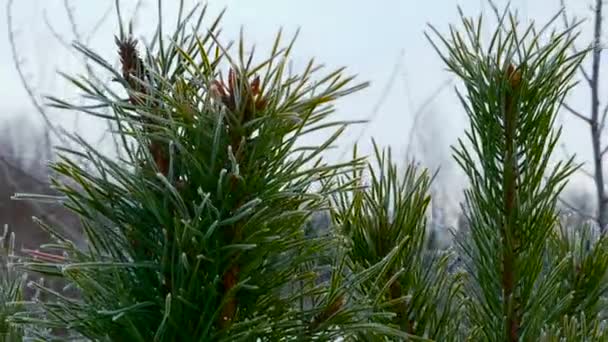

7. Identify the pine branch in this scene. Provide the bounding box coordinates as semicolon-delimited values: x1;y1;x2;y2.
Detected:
427;4;592;339
8;2;410;340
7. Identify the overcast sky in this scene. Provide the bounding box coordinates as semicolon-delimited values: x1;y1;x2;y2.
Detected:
0;0;602;212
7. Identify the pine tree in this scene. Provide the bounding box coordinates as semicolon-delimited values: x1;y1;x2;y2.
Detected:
7;3;413;341
427;5;608;340
329;142;463;340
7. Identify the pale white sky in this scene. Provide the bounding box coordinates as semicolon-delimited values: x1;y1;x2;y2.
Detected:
0;0;602;212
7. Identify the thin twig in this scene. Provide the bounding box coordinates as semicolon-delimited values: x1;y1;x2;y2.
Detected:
404;78;453;161
561;0;594;85
85;2;114;45
337;50;405;160
64;0;98;80
562;102;591;123
63;0;121;170
560;143;594;178
129;0;146;33
42;10;72;51
6;0;70;146
601;102;608;132
558;196;597;221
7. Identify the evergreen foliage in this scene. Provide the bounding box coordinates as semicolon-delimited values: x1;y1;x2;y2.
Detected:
8;3;410;341
3;2;608;341
427;6;608;340
329;143;463;340
0;225;24;341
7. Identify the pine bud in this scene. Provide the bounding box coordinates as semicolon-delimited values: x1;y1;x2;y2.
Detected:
506;63;522;89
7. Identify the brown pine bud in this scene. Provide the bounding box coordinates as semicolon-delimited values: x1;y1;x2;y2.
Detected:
506;63;521;89
250;76;261;96
149;141;169;176
115;36;148;105
310;294;345;329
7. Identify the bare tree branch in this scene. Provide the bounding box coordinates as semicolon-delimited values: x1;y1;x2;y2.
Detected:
85;2;114;45
561;0;594;85
6;0;70;146
601;102;608;132
337;50;405;160
588;0;607;231
560;0;608;233
42;10;73;51
558;195;597;221
404;78;453;161
63;0;128;168
562;102;592;123
561;143;594;178
129;0;146;34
